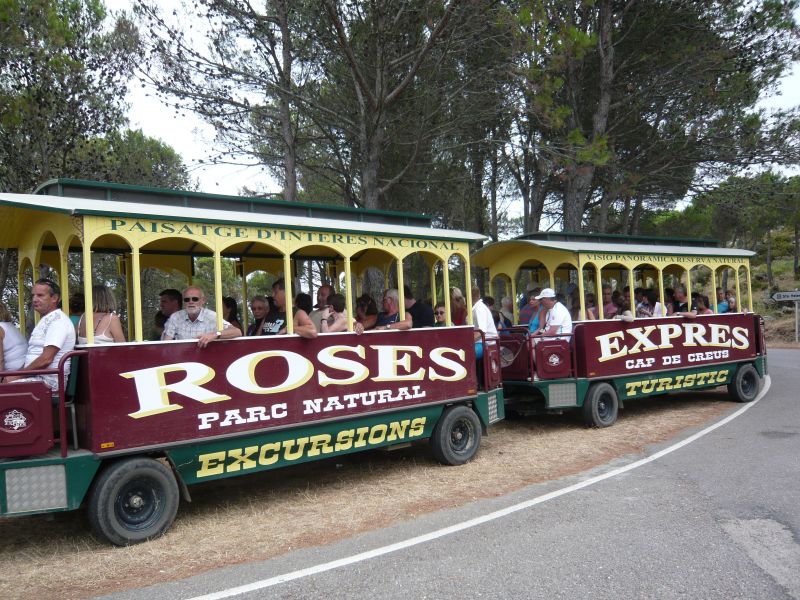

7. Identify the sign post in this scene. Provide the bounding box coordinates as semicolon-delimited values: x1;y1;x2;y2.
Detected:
772;289;800;343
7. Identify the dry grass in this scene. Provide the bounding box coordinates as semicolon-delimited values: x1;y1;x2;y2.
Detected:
0;392;735;600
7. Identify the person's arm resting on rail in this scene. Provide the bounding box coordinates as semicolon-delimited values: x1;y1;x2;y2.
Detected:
292;310;318;339
196;324;242;348
3;345;58;383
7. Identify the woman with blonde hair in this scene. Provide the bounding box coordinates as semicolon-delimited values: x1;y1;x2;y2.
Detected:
450;286;468;326
77;285;126;344
0;300;27;374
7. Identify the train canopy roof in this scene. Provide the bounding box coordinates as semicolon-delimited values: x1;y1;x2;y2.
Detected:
472;232;755;268
0;180;486;248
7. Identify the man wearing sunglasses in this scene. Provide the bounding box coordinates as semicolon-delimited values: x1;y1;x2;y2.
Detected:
162;286;242;347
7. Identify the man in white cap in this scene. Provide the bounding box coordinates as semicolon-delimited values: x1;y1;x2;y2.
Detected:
531;287;572;340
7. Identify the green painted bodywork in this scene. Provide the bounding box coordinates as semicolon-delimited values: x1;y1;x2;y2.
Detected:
471;389;506;428
2;397;499;516
503;359;764;409
755;355;767;377
612;363;737;400
166;405;449;485
0;451;101;515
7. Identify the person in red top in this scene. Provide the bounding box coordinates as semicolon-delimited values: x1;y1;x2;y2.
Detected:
589;285;618;319
450;286;468;325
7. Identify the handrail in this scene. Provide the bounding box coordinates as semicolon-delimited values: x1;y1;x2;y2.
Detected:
56;350;88;457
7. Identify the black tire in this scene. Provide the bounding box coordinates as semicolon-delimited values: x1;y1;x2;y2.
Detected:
582;382;619;428
727;364;761;403
88;457;179;546
430;405;482;466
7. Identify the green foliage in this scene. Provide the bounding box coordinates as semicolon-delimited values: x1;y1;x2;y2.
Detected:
0;0;140;193
67;129;194;190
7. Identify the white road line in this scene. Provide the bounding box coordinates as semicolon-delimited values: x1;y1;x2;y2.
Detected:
187;376;772;600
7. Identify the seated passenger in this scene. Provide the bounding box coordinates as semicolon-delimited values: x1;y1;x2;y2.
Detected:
309;284;334;332
159;288;182;319
484;295;507;330
471;286;499;360
450;287;468;325
526;289;546;334
247;295;269;336
500;296;514;326
664;288;676;315
633;287;646;313
222;297;243;333
68;292;84;330
670;285;697;318
727;294;738;312
261;278;317;338
433;301;447;326
320;293;352;333
374;288;412;331
294;292;313;316
163;286;242;347
636;289;663;318
590;285;617;319
77;285;126;344
696;295;714;315
404;285;434;328
715;287;729;313
4;279;75;389
613;297;634;322
566;283;581;320
0;300;27;376
531;288;573;340
584;292;597;320
518;289;539;325
355;294;378;330
152;310;168;340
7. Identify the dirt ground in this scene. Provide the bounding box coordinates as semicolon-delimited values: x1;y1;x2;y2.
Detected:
0;388;746;600
764;315;799;347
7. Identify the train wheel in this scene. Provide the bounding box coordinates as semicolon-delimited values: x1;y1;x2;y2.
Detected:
728;364;761;403
582;382;619;428
430;405;482;466
88;457;179;546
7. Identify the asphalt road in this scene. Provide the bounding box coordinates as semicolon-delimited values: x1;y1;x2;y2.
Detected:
103;349;799;600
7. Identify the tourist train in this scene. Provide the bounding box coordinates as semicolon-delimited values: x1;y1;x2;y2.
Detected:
0;180;765;545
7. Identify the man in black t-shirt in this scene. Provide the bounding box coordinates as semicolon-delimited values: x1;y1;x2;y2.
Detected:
671;286;698;318
403;285;434;328
262;278;318;338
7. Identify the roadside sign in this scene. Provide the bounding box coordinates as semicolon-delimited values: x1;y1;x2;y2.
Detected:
772;291;800;302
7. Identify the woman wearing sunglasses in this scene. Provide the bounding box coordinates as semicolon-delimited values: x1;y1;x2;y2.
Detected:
433;301;447;326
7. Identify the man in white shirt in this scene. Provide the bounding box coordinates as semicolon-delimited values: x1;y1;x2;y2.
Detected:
471;286;498;343
531;288;572;340
4;279;75;390
471;286;499;387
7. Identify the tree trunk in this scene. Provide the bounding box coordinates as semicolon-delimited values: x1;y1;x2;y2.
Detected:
276;0;298;202
361;116;384;209
562;0;614;232
767;227;774;290
490;137;498;242
469;143;486;235
630;195;643;234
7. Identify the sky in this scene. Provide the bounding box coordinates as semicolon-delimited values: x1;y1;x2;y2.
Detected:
107;1;800;199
